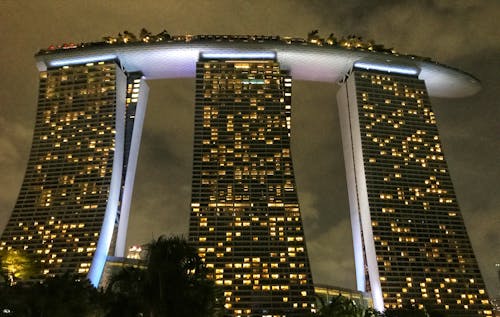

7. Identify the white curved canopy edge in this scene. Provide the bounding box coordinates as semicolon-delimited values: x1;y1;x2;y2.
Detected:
35;41;481;98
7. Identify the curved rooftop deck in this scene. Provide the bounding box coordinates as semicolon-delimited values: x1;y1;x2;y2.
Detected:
34;36;480;98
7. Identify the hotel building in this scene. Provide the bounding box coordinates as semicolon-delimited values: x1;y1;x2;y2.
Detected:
337;63;492;315
0;60;148;286
189;52;315;316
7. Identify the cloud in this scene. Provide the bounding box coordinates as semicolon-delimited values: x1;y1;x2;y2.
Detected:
307;218;356;289
0;118;33;231
298;191;321;224
465;207;500;296
0;118;32;164
300;0;500;64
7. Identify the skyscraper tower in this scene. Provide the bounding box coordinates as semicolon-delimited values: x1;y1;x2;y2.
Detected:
337;62;492;316
0;60;148;286
189;52;315;316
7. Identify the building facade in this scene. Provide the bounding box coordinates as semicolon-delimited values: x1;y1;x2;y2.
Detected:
337;63;492;316
189;52;315;316
0;60;148;286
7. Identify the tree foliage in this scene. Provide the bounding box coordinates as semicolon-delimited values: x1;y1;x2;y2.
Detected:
0;274;106;317
318;295;366;317
0;246;452;317
0;236;219;317
106;266;146;316
106;235;220;317
0;249;40;285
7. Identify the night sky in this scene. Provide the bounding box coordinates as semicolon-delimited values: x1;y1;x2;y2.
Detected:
0;1;498;297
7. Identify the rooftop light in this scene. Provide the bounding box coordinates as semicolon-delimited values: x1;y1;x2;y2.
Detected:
200;51;276;60
50;54;117;67
354;61;419;75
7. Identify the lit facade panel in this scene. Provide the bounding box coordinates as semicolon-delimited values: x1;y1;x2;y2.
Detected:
0;61;126;285
189;56;315;316
337;68;492;316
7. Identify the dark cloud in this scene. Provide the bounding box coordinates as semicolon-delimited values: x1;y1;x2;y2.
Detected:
307;218;356;289
0;0;498;297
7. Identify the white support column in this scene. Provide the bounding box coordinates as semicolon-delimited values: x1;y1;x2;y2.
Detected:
88;64;127;286
337;75;385;312
114;77;149;257
337;82;366;292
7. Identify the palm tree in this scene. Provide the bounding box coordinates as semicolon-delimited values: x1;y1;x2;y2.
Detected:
35;274;105;317
319;295;364;317
106;267;146;316
107;235;220;317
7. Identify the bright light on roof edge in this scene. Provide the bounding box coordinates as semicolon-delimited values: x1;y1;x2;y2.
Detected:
50;54;117;67
354;61;419;75
200;51;276;60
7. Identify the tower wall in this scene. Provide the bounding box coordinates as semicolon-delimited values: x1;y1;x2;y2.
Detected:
189;54;315;316
337;66;492;316
0;61;126;286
